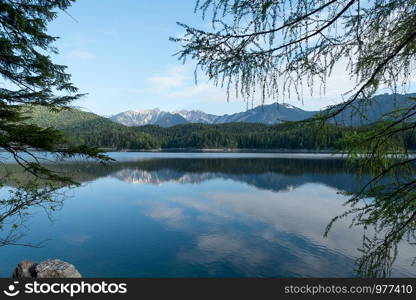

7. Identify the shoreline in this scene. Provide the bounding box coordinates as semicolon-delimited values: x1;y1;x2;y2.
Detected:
99;148;342;154
2;148;415;155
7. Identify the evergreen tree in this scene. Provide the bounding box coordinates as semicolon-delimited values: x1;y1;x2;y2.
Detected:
0;0;107;247
0;0;108;180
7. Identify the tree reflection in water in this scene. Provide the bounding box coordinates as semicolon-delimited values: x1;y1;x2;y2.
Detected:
326;161;416;278
1;156;415;277
0;175;70;248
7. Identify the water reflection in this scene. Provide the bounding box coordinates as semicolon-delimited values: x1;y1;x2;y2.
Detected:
63;158;363;191
0;154;415;277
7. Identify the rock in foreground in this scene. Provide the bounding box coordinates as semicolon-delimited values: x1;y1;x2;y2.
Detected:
13;259;81;278
12;260;37;278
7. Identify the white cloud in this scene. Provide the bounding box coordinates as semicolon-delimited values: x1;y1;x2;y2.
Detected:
147;205;185;222
164;186;363;258
142;59;367;111
146;66;189;91
177;234;269;269
167;83;213;98
144;65;242;106
67;50;95;60
147;76;184;90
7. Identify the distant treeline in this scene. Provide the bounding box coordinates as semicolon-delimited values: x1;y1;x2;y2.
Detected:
133;123;344;150
25;105;416;151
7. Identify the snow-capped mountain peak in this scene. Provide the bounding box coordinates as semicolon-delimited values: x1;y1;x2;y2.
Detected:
109;103;318;127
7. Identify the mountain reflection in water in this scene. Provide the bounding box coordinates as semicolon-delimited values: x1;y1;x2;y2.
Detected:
0;154;414;277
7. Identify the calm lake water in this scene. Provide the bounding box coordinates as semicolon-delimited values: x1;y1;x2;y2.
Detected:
0;152;415;277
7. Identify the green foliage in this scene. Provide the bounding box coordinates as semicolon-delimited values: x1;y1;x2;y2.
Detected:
22;105;347;150
174;0;416;106
0;0;81;106
135;122;347;150
0;0;110;182
24;105;416;152
24;105;160;150
175;0;416;277
0;0;110;247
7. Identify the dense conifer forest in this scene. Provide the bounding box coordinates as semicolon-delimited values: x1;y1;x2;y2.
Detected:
25;105;416;151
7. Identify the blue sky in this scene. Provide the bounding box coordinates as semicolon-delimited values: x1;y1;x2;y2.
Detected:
48;0;415;116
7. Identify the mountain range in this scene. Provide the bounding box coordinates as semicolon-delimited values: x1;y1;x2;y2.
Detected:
110;103;317;127
109;93;416;127
22;92;416;151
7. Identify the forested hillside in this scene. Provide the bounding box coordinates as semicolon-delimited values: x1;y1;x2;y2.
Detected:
22;105;416;151
24;106;159;150
134;123;346;150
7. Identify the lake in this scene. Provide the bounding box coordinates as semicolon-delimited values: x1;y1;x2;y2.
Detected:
0;152;415;277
